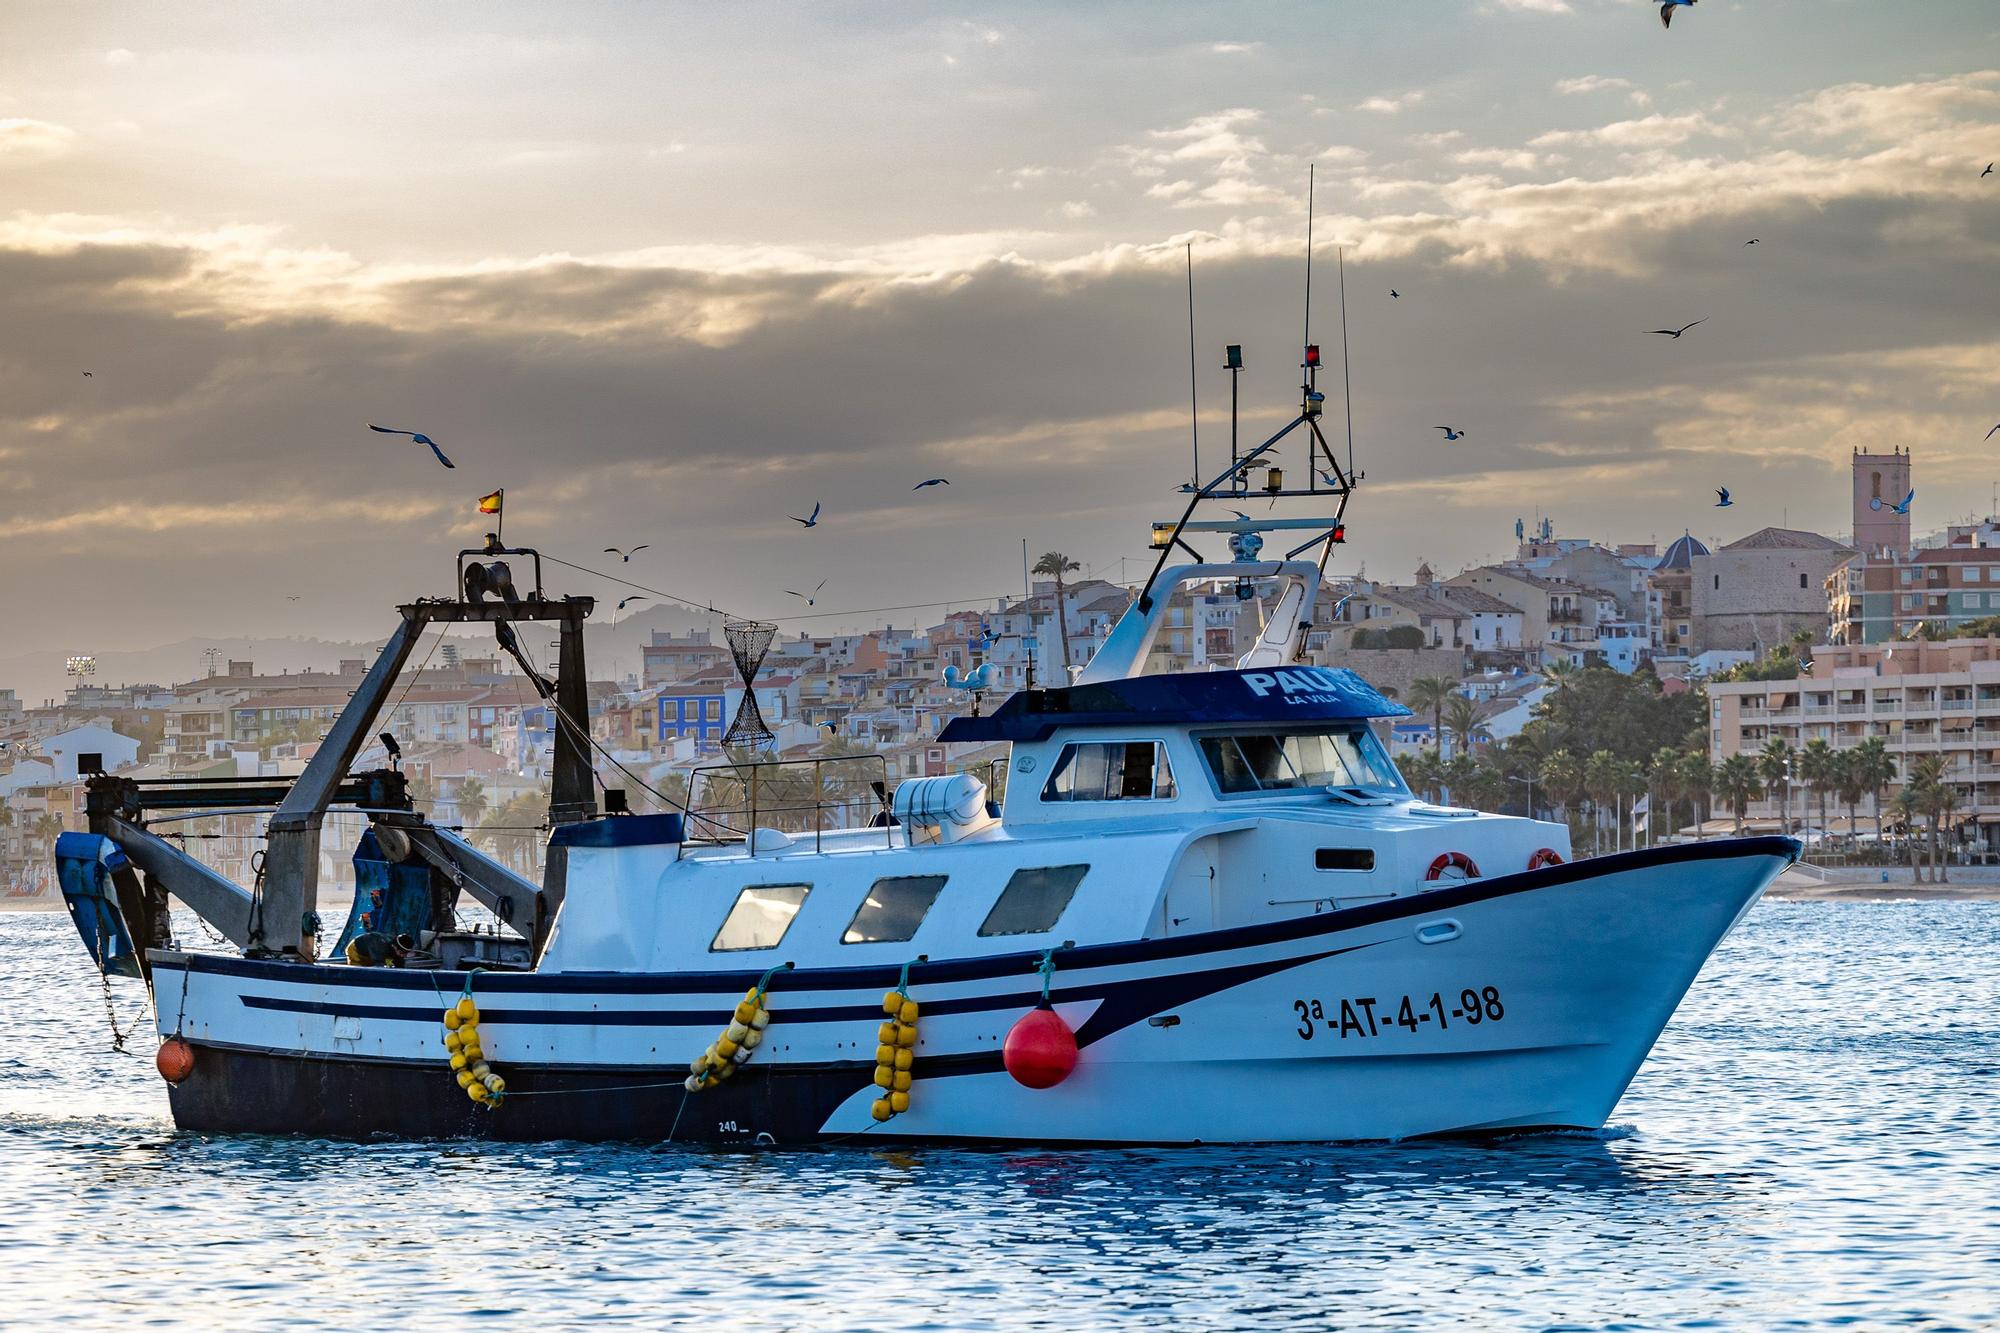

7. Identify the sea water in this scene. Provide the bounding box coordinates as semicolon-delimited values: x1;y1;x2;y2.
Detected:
1;902;1995;1331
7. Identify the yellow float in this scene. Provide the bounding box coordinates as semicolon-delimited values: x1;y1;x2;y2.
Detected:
869;962;921;1123
439;983;506;1108
684;962;790;1094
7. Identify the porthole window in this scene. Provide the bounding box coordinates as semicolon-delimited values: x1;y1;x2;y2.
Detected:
842;876;947;945
711;883;810;951
978;865;1087;937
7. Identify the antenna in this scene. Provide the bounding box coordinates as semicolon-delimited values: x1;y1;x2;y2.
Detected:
1303;163;1315;351
1186;241;1199;487
1337;244;1354;479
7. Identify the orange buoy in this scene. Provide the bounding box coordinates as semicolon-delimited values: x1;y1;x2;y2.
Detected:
1426;851;1481;881
1527;847;1564;870
156;1037;195;1084
1003;1005;1077;1089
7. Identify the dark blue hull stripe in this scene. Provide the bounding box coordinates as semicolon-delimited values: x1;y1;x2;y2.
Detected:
156;836;1798;998
232;944;1368;1032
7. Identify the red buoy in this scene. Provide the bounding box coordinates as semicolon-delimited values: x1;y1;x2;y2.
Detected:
1003;1005;1077;1089
156;1037;195;1084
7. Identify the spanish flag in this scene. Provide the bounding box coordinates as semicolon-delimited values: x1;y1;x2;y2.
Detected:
477;489;504;515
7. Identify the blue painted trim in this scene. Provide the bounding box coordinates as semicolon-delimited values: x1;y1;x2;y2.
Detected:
548;812;686;848
939;665;1410;743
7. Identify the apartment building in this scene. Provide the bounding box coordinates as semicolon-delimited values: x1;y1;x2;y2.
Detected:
1706;637;2000;852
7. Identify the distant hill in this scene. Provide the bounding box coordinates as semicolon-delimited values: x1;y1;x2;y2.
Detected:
0;604;722;706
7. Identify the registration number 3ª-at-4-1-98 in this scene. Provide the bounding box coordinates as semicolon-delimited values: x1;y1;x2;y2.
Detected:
1292;987;1504;1040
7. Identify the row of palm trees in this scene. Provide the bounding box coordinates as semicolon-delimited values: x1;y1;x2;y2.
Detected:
1715;736;1957;881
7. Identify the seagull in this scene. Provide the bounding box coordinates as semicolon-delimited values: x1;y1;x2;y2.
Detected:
1435;426;1466;440
1390;289;1400;299
1659;0;1695;28
1984;163;1994;178
1649;319;1706;339
789;502;821;528
1744;238;1760;245
785;578;829;606
368;425;454;469
617;596;647;611
912;478;950;490
1329;592;1357;621
1715;488;1732;507
80;371;93;377
1984;423;1999;441
1892;488;1915;515
603;545;651;562
285;595;302;602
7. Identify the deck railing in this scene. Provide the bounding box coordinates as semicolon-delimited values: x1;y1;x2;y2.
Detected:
681;753;894;855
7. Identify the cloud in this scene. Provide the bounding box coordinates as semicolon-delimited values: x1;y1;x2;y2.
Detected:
103;49;136;67
1357;92;1425;115
0;119;77;160
1554;75;1632;96
1489;0;1574;11
1451;148;1556;172
1209;42;1261;54
1056;200;1095;220
1531;112;1726;149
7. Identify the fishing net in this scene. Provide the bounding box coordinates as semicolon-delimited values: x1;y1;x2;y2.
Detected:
722;618;778;747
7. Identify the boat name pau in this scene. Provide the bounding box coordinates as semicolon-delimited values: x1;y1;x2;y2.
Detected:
1240;667;1373;707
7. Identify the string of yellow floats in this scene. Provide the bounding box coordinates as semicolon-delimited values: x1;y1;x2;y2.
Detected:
441;985;505;1107
685;961;792;1093
870;960;920;1123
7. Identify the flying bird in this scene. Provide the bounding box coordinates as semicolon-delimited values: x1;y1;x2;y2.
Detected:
785;578;829;606
285;595;302;602
819;719;839;733
1435;426;1466;440
617;596;647;611
789;502;821;528
1328;592;1357;621
1659;0;1695;28
1892;488;1915;515
80;371;93;377
1744;238;1760;245
1715;488;1732;508
912;478;950;490
368;424;454;469
1984;163;1994;178
1390;289;1400;299
1649;319;1706;339
603;545;651;562
1984;423;1999;441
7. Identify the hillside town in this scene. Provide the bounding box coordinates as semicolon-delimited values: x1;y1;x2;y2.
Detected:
9;447;2000;901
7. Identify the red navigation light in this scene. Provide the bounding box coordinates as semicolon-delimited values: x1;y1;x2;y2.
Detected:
1332;523;1346;542
1304;344;1321;367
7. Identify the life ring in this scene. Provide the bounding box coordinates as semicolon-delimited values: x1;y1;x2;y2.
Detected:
1426;851;1480;881
1527;847;1564;870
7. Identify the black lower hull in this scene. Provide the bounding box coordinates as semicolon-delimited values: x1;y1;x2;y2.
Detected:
168;1043;878;1145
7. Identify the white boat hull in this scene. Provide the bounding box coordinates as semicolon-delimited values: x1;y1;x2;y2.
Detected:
147;837;1792;1144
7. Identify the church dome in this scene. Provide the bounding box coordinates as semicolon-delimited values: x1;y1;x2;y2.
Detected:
1658;532;1709;570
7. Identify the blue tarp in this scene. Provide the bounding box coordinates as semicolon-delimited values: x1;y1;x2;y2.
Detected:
54;831;141;979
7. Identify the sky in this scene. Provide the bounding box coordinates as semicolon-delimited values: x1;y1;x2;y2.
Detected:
1;1;1997;666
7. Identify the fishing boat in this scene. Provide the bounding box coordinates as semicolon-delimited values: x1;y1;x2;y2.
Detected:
54;344;1795;1145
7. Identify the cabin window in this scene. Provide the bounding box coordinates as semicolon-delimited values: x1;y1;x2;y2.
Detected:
978;865;1087;936
710;883;810;951
1200;728;1407;796
1315;848;1375;871
842;875;947;944
1040;741;1176;802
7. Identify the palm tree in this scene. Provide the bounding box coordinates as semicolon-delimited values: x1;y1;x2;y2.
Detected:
1407;678;1456;756
1798;739;1835;840
1678;752;1713;839
1909;754;1950;883
1649;747;1685;845
1441;694;1485;758
1540;749;1583;828
1928;782;1959;884
1833;749;1867;852
1892;787;1924;881
28;811;64;846
1402;747;1446;803
407;773;437;816
1757;737;1793;834
454;777;488;832
1712;755;1762;835
1539;657;1580;694
1850;737;1896;843
1032;552;1081;680
1584;749;1623;854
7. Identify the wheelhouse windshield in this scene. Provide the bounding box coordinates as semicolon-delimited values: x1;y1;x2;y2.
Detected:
1199;727;1408;796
